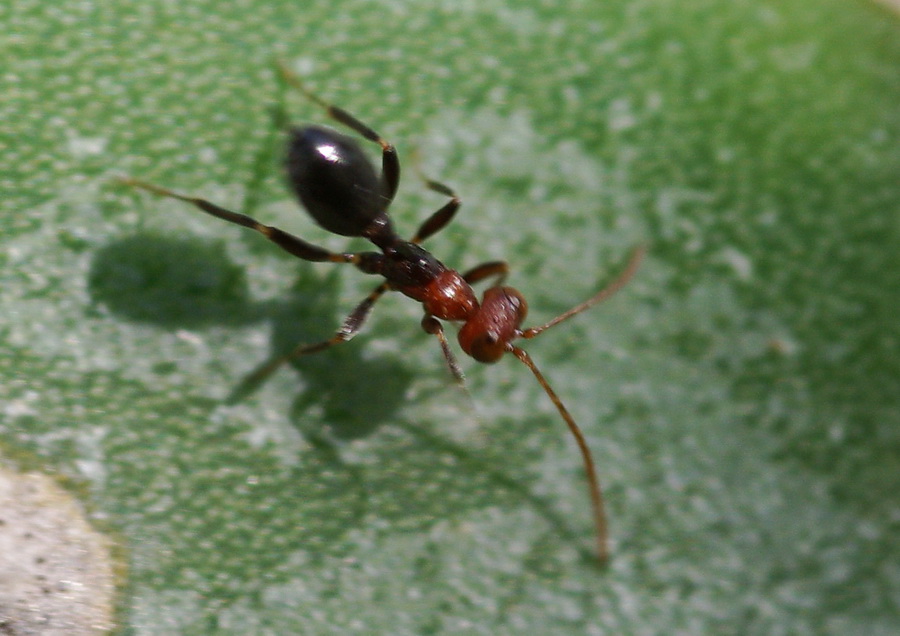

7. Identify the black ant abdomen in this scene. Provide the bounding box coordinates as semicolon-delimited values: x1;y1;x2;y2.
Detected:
285;125;389;239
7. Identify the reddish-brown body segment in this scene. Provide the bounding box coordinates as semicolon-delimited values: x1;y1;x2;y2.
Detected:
458;287;528;363
396;269;478;322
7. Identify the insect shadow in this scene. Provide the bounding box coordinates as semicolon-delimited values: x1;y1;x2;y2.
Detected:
88;233;258;329
88;233;414;436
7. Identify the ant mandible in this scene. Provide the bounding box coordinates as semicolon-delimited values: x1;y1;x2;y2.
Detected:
120;63;645;564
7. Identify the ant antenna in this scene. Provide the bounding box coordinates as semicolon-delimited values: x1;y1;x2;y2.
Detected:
522;245;645;339
510;345;609;562
512;245;645;563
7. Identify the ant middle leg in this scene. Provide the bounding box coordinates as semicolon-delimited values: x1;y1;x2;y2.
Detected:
226;282;391;403
276;61;400;202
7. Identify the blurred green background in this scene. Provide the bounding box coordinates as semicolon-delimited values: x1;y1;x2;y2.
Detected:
2;0;899;633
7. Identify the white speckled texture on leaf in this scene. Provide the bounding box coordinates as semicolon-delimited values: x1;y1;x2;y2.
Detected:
2;0;899;633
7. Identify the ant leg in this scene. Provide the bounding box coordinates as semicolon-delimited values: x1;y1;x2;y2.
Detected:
520;245;645;339
507;345;609;564
421;317;485;435
276;61;400;203
421;316;465;384
118;177;369;265
411;178;461;244
462;261;509;287
226;282;391;403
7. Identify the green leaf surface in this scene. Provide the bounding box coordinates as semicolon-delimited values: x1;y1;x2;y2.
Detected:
3;0;899;633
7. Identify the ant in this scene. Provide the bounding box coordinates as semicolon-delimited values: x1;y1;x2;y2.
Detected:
119;63;645;564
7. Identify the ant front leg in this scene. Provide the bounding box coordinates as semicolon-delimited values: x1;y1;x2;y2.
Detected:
118;178;369;266
226;282;391;403
420;316;465;384
462;260;510;287
277;61;400;203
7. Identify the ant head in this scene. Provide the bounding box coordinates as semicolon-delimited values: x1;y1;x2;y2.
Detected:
458;287;528;363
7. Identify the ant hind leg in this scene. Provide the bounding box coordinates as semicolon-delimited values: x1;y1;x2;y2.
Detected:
118;177;367;265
